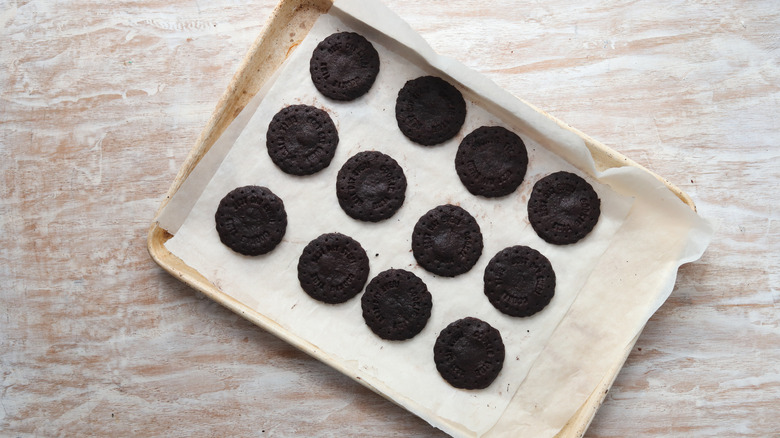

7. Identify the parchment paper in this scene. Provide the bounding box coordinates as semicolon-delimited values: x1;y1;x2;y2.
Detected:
157;1;712;436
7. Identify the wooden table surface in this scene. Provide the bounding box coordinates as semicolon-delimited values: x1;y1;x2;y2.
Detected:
2;0;777;436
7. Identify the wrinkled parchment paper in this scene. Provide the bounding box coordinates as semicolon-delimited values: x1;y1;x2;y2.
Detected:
157;1;712;436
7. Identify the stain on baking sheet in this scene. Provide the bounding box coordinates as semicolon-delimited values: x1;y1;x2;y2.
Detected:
286;41;301;58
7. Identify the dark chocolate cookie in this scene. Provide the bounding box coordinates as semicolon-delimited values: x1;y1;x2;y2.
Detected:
433;317;505;390
266;105;339;176
395;76;466;146
310;32;380;101
297;233;370;304
215;185;287;256
455;126;528;198
484;245;555;317
336;151;407;222
527;171;601;245
412;204;483;277
361;269;432;341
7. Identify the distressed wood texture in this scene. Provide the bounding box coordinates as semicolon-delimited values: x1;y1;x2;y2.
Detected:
1;0;778;436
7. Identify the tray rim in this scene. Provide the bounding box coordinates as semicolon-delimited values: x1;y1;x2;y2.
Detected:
147;0;696;436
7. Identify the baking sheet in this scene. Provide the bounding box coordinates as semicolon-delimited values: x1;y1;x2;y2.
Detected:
156;1;712;436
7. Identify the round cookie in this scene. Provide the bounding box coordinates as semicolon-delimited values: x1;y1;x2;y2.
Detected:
395;76;467;146
266;104;339;176
483;245;556;317
412;204;483;277
361;269;432;341
336;151;407;222
297;233;370;304
309;32;380;101
215;185;287;256
433;317;505;390
455;126;528;198
527;171;601;245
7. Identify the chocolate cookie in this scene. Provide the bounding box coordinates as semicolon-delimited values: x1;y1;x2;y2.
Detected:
395;76;466;146
310;32;380;101
527;171;601;245
361;269;432;341
412;204;483;277
336;151;407;222
297;233;370;304
433;317;505;390
455;126;528;198
483;245;556;317
215;185;287;256
266;105;338;176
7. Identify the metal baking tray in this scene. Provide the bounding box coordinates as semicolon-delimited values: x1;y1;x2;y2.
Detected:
147;0;696;436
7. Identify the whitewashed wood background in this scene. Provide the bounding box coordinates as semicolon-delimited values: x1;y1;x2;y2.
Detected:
1;0;778;436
